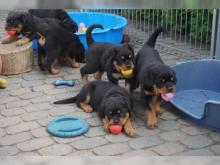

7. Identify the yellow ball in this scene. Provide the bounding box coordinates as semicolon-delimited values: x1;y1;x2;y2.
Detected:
82;27;87;33
121;69;133;78
0;78;8;88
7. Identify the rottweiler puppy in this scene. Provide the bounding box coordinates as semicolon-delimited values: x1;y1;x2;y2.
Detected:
133;27;177;129
80;24;135;91
2;11;85;74
28;9;78;33
54;81;136;137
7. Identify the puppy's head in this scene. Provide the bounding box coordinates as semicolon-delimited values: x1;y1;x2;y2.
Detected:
62;18;78;33
143;64;176;95
101;97;130;126
57;10;78;33
5;12;30;34
109;43;134;72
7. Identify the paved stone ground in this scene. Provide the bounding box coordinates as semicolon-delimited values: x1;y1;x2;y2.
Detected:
0;10;219;156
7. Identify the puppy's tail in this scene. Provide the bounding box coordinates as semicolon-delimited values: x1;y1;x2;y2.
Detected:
86;24;104;47
53;96;77;104
145;27;166;48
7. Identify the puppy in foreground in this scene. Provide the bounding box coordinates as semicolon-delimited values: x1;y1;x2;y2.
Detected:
2;11;84;74
28;9;78;33
54;81;136;137
80;24;135;91
133;27;177;129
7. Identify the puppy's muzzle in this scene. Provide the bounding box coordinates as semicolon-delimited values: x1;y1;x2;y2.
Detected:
122;62;134;70
166;84;175;93
113;118;120;125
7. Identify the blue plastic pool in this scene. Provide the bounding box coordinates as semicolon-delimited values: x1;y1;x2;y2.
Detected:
32;12;127;51
171;59;220;131
68;12;127;49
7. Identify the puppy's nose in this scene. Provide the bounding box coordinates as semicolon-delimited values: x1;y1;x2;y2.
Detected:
113;118;119;124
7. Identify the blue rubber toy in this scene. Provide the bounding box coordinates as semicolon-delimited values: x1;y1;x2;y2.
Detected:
47;116;89;137
53;80;79;87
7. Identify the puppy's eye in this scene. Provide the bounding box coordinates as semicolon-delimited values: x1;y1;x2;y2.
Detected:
110;111;112;114
117;110;121;114
128;55;132;59
121;56;125;60
161;79;166;83
171;77;174;81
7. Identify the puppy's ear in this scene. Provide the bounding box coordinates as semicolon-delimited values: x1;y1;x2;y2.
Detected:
123;43;134;55
142;68;157;88
98;100;107;119
171;69;177;83
105;47;118;65
20;13;30;24
109;47;118;58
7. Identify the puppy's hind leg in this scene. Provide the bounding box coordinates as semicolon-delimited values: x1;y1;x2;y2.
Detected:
80;63;99;84
93;71;103;81
79;95;93;113
76;85;94;113
45;51;60;74
37;46;46;71
67;57;80;68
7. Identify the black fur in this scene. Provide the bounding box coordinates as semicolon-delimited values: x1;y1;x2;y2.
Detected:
28;9;78;33
4;11;85;74
54;81;132;125
133;27;177;127
81;24;135;87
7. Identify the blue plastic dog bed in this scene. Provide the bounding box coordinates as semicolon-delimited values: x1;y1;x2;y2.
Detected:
171;59;220;131
32;12;127;51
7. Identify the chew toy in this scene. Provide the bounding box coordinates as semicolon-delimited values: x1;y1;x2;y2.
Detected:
81;27;87;33
161;93;174;102
0;78;8;88
121;69;133;78
53;80;79;87
109;125;122;135
6;30;16;37
78;22;87;32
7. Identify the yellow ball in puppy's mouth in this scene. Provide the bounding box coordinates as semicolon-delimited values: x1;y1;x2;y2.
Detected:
121;69;134;78
0;78;8;88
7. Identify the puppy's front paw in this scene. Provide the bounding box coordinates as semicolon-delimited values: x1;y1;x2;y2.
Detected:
104;126;110;133
123;118;136;137
51;68;60;75
146;110;158;129
83;105;93;113
71;62;80;68
102;118;110;133
124;126;136;137
16;40;25;46
147;118;157;129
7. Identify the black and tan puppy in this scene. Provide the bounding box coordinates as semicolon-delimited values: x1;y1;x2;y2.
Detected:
133;27;177;129
80;24;135;90
2;11;84;74
28;9;78;33
54;81;135;137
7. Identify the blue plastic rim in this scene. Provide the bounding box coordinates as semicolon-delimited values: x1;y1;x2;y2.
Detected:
68;12;127;49
47;116;89;138
32;12;127;51
171;59;220;131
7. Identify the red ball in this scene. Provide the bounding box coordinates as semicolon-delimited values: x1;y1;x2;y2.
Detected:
6;30;16;37
109;125;122;135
